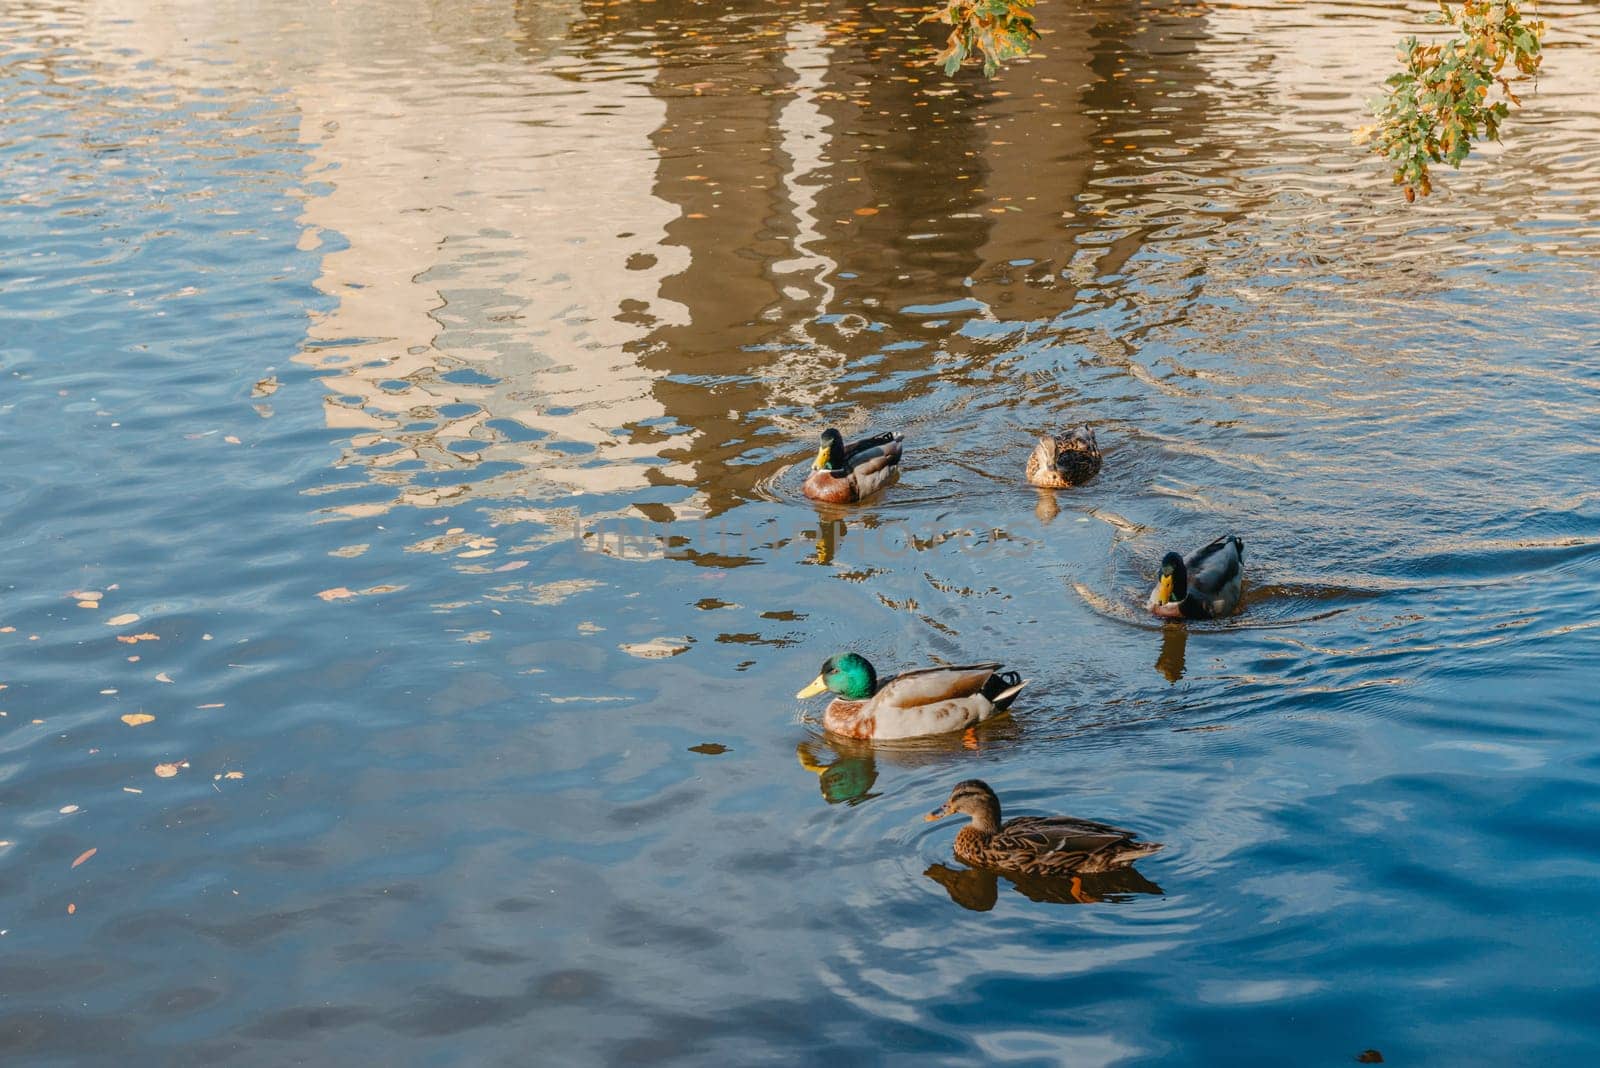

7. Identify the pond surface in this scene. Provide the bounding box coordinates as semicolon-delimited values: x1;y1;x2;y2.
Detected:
3;0;1599;1062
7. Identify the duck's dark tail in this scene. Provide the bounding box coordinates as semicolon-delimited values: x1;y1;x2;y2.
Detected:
982;670;1027;711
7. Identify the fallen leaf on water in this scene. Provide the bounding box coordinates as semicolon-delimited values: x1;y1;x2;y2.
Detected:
117;633;159;644
0;626;14;633
153;763;180;778
59;804;79;814
77;601;98;609
106;613;140;626
69;590;102;602
316;587;357;602
155;672;173;683
122;787;142;794
224;771;244;780
120;713;155;727
853;207;880;216
1357;1053;1384;1065
688;743;730;755
67;903;76;915
100;688;117;695
620;637;692;660
224;435;241;445
196;703;224;709
71;848;96;869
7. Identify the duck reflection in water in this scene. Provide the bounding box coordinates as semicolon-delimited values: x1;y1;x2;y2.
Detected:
809;515;845;565
796;723;1023;806
1155;623;1188;684
925;862;1164;911
796;740;878;806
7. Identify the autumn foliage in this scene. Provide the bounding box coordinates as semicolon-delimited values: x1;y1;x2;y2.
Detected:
923;0;1038;76
1360;0;1545;199
923;0;1547;200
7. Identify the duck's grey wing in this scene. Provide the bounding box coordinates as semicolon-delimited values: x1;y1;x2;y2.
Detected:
1186;535;1243;595
844;431;901;460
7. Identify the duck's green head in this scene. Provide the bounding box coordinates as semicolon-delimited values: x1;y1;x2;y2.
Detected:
814;428;846;473
796;652;877;700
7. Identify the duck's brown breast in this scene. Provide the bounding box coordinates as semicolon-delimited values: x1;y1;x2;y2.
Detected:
803;470;856;503
823;698;875;739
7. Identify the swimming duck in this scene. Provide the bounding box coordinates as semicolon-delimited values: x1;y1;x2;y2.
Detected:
795;653;1024;740
1025;425;1102;488
1148;534;1244;620
803;428;903;504
925;779;1162;877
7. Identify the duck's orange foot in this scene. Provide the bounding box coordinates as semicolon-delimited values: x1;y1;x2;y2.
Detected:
1070;875;1092;904
962;728;979;751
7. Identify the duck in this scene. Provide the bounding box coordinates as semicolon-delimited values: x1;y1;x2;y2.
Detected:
795;653;1024;740
1148;534;1244;620
924;779;1162;877
803;428;903;504
1025;425;1102;488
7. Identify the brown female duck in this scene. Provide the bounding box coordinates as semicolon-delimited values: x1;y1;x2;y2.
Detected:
1025;425;1102;488
925;779;1161;877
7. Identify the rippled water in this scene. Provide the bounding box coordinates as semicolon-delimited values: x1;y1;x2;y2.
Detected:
3;0;1599;1061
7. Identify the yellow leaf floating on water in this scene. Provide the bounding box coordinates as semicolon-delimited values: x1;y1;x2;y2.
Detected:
71;848;96;869
153;763;181;778
106;613;140;626
117;633;159;644
316;587;356;602
69;591;102;602
155;672;173;683
196;703;224;709
59;805;80;814
121;713;155;727
224;771;244;780
67;903;76;915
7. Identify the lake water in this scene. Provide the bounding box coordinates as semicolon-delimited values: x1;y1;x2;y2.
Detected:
3;0;1599;1062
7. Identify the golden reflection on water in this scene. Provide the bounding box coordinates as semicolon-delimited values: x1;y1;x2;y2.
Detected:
59;0;1600;535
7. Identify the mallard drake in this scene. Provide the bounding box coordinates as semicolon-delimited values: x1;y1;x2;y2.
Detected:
1148;534;1244;620
795;653;1024;740
803;428;903;504
925;779;1162;877
1025;426;1102;488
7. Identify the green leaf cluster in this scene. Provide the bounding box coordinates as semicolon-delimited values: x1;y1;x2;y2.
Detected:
923;0;1039;77
1359;0;1544;200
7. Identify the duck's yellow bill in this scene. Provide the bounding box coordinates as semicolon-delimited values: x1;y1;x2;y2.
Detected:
796;676;828;699
924;807;949;822
1156;574;1174;604
812;446;830;471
